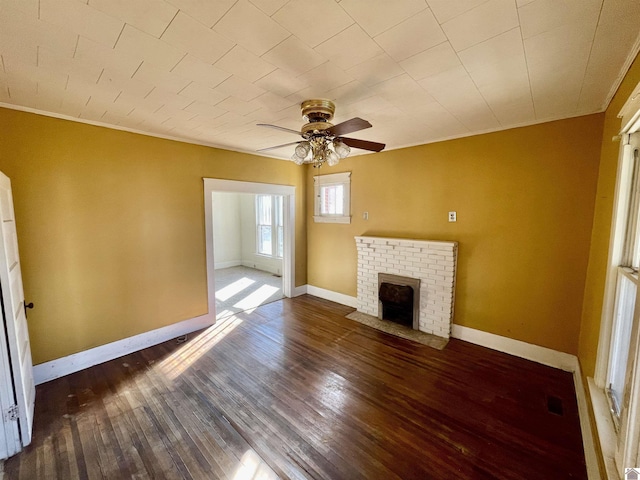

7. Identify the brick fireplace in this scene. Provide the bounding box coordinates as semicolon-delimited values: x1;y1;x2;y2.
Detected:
355;236;458;338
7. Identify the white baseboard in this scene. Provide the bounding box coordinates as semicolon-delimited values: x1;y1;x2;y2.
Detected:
451;324;578;372
306;285;358;308
33;312;215;385
241;261;280;276
214;260;241;270
451;324;600;479
292;285;308;297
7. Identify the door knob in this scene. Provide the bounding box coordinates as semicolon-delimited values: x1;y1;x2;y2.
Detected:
24;301;33;317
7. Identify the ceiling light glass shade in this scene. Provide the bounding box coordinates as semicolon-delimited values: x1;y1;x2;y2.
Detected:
291;153;305;165
333;139;350;158
326;150;339;166
295;141;310;158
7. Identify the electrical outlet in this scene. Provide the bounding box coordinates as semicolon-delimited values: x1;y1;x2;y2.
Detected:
448;211;457;222
363;212;369;220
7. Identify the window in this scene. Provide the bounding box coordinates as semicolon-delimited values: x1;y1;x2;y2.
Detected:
607;135;640;427
256;195;283;258
314;172;351;224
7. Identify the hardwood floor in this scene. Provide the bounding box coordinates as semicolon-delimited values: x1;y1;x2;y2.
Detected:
5;295;587;479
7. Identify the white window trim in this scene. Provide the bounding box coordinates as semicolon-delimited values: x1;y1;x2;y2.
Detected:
592;83;640;479
255;194;283;259
313;171;351;224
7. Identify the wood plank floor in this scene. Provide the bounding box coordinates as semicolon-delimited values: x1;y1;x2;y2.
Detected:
5;295;587;479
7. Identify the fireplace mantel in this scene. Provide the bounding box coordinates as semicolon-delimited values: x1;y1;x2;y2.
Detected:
355;236;458;338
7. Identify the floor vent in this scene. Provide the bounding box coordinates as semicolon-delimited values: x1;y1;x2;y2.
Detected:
547;395;564;416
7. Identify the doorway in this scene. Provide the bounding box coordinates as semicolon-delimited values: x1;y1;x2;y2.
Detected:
203;179;295;320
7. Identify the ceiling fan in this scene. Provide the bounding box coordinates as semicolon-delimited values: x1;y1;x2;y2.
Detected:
257;99;385;168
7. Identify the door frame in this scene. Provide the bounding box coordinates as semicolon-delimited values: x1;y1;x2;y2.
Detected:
203;178;296;318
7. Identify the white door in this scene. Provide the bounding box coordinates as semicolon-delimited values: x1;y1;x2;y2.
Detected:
0;171;34;448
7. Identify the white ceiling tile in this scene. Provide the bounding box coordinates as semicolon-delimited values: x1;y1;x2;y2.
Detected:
345;53;404;87
132;61;191;94
155;105;197;122
250;92;297;112
0;3;77;58
179;81;229;105
272;0;354;48
254;69;310;98
99;68;155;98
370;73;436;104
261;36;327;76
314;25;383;70
214;75;266;102
74;37;143;80
400;42;460;81
458;28;524;72
578;7;640;113
164;0;235;28
161;12;234;65
426;0;490;24
214;45;276;83
39;47;103;84
115;24;185;71
248;0;288;16
115;91;163;114
213;0;289;56
297;62;355;91
0;0;638;158
88;0;178;38
217;96;261;116
340;0;428;37
171;55;230;89
183;101;227;120
0;0;38;16
417;104;469;137
442;0;519;51
0;43;37;70
40;0;124;48
326;80;376;106
66;76;119;104
374;9;447;62
80;97;110;120
518;0;601;40
145;88;193;110
59;92;89;117
419;65;500;130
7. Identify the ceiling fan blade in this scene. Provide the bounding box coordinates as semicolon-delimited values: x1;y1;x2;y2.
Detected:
257;123;302;136
340;137;386;152
326;117;372;136
257;141;302;152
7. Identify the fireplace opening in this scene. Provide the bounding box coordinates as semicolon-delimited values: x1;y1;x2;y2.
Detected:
378;273;421;330
379;283;414;326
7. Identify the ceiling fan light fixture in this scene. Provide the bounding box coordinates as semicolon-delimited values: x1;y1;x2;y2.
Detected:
333;139;350;159
326;150;340;167
258;99;385;168
291;152;305;165
295;141;311;158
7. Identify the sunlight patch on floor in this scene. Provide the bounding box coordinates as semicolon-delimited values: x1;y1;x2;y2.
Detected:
216;277;255;301
159;315;243;380
233;284;280;313
232;450;278;480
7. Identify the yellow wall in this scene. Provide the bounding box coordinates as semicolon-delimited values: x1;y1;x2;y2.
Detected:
307;115;604;355
0;107;307;364
579;54;640;377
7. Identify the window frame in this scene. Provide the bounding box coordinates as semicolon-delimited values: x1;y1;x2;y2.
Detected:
255;194;283;259
313;172;351;224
